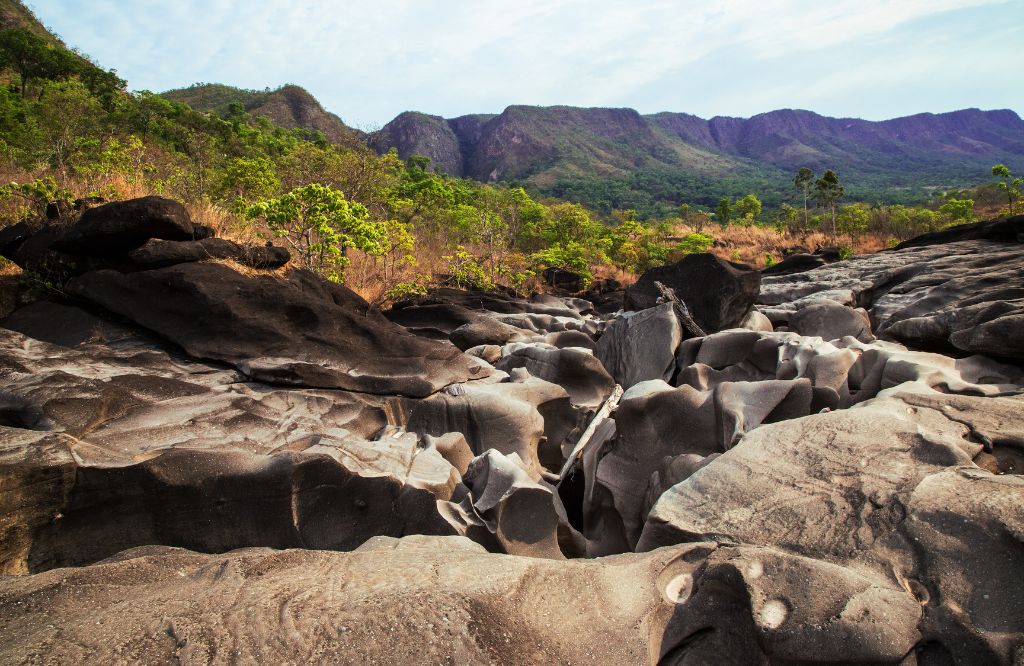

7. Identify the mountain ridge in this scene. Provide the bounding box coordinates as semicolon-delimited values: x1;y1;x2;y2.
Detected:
161;82;363;146
364;104;1023;214
162;79;1024;213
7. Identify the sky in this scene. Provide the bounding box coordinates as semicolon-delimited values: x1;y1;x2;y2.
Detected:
30;0;1024;129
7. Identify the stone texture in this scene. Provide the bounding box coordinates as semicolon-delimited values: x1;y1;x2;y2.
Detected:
0;539;708;666
595;303;682;389
52;196;202;256
759;238;1024;360
65;263;486;397
127;237;290;269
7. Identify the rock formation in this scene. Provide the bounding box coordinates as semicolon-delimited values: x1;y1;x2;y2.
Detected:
1;202;1023;664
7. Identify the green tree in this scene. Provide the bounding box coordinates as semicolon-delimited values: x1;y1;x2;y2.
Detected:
937;198;974;226
715;196;731;226
814;169;844;238
836;202;870;237
33;80;103;184
733;194;762;224
530;241;592;284
0;29;71;97
246;183;383;282
793;167;814;229
218;156;280;209
992;164;1022;214
776;203;799;232
674;232;713;256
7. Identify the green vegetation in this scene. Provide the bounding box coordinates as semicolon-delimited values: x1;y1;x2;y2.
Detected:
992;164;1021;214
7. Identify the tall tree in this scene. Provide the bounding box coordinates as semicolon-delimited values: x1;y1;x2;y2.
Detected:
0;29;56;97
715;197;731;226
814;169;844;239
793;167;814;230
992;164;1022;214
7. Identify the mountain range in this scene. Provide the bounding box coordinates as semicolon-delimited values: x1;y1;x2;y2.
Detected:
371;106;1024;199
163;80;1023;213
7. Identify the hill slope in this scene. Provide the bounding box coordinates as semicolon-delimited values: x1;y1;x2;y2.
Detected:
162;83;362;146
0;0;62;45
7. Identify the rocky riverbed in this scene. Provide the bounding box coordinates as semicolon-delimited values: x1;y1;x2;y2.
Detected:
1;197;1022;664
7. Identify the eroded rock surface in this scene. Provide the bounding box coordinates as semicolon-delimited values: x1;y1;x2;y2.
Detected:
0;540;704;665
759;227;1024;360
2;203;1023;664
66;263;485;397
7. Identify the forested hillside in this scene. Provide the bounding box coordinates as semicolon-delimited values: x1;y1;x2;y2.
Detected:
162;82;363;147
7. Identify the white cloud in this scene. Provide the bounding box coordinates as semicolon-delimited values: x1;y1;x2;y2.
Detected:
31;0;1019;124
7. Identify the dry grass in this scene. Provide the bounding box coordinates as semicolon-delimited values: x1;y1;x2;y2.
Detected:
678;223;887;268
0;171;946;304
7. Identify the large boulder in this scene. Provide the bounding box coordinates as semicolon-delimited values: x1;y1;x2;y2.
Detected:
584;378;815;552
463;449;567;558
404;374;578;477
595;303;681;389
0;538;711;665
64;263;485;397
53;196;205;256
624;253;761;332
893;214;1024;250
638;391;1024;560
788;299;873;342
494;344;615;410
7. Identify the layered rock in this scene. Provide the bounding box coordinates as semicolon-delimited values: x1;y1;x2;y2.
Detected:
759;229;1024;360
65;263;485;397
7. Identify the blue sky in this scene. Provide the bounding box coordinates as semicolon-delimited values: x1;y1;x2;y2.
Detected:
29;0;1024;129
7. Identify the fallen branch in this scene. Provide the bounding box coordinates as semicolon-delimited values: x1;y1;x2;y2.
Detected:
559;384;624;480
654;280;707;337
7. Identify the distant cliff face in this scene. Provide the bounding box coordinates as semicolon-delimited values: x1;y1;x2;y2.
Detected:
370;105;1024;189
369;112;464;175
161;84;362;146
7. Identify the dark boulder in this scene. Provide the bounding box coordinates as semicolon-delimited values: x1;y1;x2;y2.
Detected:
65;262;485;397
449;317;527;350
45;200;72;221
763;252;829;276
128;238;290;270
624;253;761;332
542;267;585;293
893;214;1024;250
0;220;35;259
1;301;137;347
53;196;200;256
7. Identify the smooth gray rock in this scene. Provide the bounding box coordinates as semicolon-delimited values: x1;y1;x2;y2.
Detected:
494;344;614;409
595;303;681;389
789;300;873;342
759;239;1024;359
